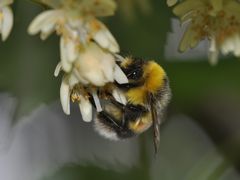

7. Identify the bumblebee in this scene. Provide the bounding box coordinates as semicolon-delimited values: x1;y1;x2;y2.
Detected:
94;57;171;152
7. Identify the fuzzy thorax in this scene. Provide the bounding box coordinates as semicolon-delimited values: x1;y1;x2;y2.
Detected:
126;61;166;105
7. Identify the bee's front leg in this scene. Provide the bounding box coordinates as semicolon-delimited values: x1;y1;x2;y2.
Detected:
115;81;143;89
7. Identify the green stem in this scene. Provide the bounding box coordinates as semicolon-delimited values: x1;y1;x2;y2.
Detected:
139;135;151;180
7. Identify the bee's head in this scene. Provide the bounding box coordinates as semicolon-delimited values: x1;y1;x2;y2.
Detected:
120;57;166;90
119;57;144;81
119;57;167;105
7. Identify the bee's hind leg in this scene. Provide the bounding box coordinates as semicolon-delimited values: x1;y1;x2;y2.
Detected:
97;111;134;139
98;111;123;130
109;98;125;110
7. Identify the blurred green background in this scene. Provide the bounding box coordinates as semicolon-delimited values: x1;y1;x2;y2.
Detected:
0;0;240;180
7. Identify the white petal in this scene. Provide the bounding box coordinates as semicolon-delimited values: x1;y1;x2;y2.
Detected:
93;23;119;53
221;39;230;55
0;13;3;33
112;89;121;103
66;26;79;40
40;21;55;40
114;64;128;84
91;90;102;112
112;88;127;105
72;69;89;85
54;62;62;77
208;50;219;66
1;6;13;41
28;9;62;35
221;35;240;56
100;53;115;82
66;39;78;63
209;51;218;66
208;37;219;65
234;35;240;56
68;73;79;87
60;37;72;72
79;97;92;122
75;44;108;86
0;0;13;7
118;90;127;105
209;37;217;52
226;38;235;53
232;35;240;56
114;54;125;62
60;77;70;115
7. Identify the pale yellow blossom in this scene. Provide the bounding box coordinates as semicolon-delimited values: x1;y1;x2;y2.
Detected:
28;0;128;120
173;0;240;65
0;0;13;41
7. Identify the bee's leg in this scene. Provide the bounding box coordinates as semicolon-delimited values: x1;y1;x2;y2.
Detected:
107;98;128;126
124;104;148;122
115;81;143;89
98;110;135;138
109;98;125;110
98;111;122;129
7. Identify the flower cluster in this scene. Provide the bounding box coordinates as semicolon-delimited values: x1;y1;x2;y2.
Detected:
173;0;240;65
0;0;13;41
28;0;128;121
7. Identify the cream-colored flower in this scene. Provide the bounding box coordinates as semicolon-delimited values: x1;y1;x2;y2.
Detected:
56;42;128;86
60;76;93;122
173;0;240;64
28;4;120;72
0;0;13;41
59;68;128;122
28;0;128;118
55;43;128;120
28;9;119;53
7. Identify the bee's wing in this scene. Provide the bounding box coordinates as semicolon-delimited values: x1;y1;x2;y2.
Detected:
149;93;161;154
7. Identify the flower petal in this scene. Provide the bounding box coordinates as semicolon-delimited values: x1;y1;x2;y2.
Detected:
112;88;127;105
72;69;89;85
208;37;219;66
114;54;125;62
66;39;78;63
68;73;79;87
1;6;13;41
60;77;70;115
60;37;72;72
93;22;119;53
114;64;128;84
0;0;13;8
91;90;102;112
79;96;92;122
28;9;62;35
54;62;62;77
234;35;240;56
100;53;115;82
40;21;56;40
76;43;108;86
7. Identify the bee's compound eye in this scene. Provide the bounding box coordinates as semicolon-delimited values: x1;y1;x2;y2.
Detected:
127;69;142;80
